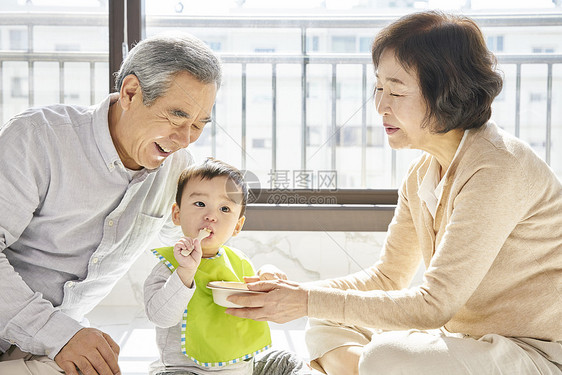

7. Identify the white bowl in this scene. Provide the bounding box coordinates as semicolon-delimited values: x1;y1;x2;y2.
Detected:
207;281;264;308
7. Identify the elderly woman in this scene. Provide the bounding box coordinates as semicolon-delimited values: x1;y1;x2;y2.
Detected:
226;11;562;375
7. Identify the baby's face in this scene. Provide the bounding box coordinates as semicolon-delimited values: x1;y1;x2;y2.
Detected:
172;176;245;257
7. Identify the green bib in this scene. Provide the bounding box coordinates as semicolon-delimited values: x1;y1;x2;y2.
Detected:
151;246;271;367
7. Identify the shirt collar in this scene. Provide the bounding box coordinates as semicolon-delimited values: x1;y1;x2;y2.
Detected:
92;94;123;172
418;158;441;217
418;129;470;217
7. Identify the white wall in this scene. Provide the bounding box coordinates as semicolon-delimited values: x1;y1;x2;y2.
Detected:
91;230;427;309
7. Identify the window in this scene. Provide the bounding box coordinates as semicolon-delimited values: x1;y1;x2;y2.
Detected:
9;29;27;50
336;82;342;100
0;3;108;124
55;44;80;51
495;87;506;101
11;77;27;97
532;47;555;53
486;35;504;52
306;126;323;147
331;36;355;53
254;48;275;53
1;2;561;190
307;35;319;52
142;5;562;188
252;138;272;148
335;126;385;147
205;41;222;51
359;36;372;53
530;92;545;102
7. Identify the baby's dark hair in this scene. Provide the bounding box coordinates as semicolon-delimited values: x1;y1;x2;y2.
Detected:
175;157;248;218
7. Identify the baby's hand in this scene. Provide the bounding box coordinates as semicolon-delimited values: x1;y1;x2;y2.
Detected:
246;264;288;282
173;237;203;284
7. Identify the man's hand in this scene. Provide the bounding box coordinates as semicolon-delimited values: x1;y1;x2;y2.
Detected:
55;328;120;375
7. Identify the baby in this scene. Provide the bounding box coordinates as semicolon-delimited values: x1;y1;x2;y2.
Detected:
144;157;308;375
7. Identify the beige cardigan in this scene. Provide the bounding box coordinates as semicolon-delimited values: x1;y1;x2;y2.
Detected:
307;122;562;342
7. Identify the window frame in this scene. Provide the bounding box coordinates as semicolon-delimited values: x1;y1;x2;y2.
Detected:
107;7;561;232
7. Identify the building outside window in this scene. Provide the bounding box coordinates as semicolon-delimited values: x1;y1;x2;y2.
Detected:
486;35;504;52
1;0;561;187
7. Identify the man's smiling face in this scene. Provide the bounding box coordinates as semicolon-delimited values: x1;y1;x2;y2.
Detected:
113;71;217;170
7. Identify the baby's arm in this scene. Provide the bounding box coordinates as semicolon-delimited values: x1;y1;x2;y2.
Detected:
144;261;194;328
173;236;203;287
144;236;203;328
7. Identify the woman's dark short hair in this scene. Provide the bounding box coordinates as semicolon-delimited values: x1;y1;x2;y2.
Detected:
175;157;248;218
372;11;503;133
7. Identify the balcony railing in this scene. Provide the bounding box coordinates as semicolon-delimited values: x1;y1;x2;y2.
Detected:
1;12;561;231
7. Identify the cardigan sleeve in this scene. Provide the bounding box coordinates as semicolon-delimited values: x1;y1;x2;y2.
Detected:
307;162;423;323
307;149;528;331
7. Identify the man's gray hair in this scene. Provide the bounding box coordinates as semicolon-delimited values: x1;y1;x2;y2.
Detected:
114;33;222;106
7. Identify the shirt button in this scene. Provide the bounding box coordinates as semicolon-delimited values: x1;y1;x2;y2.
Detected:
67;281;75;288
92;257;99;264
108;220;114;226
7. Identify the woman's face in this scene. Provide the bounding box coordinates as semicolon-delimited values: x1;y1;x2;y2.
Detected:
374;48;434;151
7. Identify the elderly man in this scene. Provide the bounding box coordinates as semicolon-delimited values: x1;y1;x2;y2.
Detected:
0;33;221;375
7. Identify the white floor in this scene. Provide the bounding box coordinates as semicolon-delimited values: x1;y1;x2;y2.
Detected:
86;306;310;375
